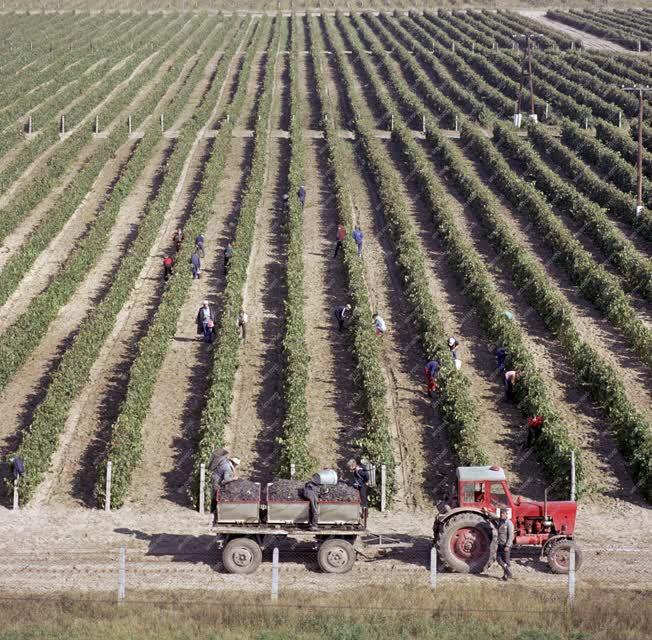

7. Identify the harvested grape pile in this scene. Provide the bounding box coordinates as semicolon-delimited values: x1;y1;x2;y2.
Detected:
218;479;261;501
267;479;359;502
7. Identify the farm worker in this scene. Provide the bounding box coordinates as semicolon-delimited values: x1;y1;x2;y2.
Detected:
347;458;369;528
490;507;514;581
352;225;364;257
195;233;205;258
303;476;321;531
372;313;386;336
224;242;234;275
173;228;184;253
282;193;290;214
333;223;346;257
334;303;352;332
190;251;201;279
237;309;248;342
495;347;508;374
424;359;441;395
501;310;514;321
207;448;229;474
525;415;544;449
448;337;461;370
504;370;518;403
210;456;240;526
163;255;174;281
298;184;306;209
196;300;215;343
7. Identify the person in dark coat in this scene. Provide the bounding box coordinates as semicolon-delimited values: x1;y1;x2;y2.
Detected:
303;477;321;531
495;347;508;374
190;251;201;279
196;300;215;343
195;233;205;258
347;458;369;528
334;303;352;332
173;228;184;253
298;184;306;209
210;455;240;525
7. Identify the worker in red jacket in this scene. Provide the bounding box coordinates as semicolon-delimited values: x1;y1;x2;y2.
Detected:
525;415;544;449
424;359;441;396
163;255;174;281
333;224;346;258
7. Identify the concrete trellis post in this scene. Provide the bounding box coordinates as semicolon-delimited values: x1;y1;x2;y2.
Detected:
618;111;622;128
452;41;455;53
430;546;437;589
27;115;32;134
584;117;589;130
128;114;132;135
199;463;206;514
160;113;164;132
454;115;459;132
271;547;279;602
390;114;394;131
545;102;549;120
60;114;65;135
105;461;112;512
568;548;576;603
422;114;426;133
290;463;295;478
95;114;99;133
12;480;18;510
380;464;386;512
570;451;576;502
118;547;126;605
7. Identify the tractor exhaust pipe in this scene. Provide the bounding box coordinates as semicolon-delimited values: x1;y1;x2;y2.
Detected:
544;489;548;521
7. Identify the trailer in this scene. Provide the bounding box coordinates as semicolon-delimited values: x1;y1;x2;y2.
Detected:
213;478;367;574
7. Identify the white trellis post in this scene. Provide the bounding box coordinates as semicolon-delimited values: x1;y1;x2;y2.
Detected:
545;103;549;120
618;111;622;128
104;461;112;512
160;113;164;132
290;463;295;478
27;116;32;134
584;117;589;130
118;547;126;605
128;114;132;135
12;480;19;510
452;42;455;53
199;463;206;514
95;114;99;133
380;464;386;512
271;547;279;602
570;451;576;502
390;114;394;131
454;115;459;132
60;114;65;135
567;548;576;603
430;546;437;589
422;114;426;133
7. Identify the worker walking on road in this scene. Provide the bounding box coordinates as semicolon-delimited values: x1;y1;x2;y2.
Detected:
372;313;386;337
334;303;352;332
492;507;514;581
196;300;215;343
190;251;201;279
224;242;234;275
298;184;306;209
303;476;321;531
210;455;240;526
424;359;441;396
237;309;248;342
173;228;184;253
347;458;369;528
333;223;346;258
524;415;544;449
163;255;174;281
195;233;205;258
352;225;364;257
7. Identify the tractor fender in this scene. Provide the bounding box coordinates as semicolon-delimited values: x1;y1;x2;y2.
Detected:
541;535;573;558
433;508;490;540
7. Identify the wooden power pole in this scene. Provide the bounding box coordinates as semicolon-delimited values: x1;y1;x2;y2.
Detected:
622;86;651;216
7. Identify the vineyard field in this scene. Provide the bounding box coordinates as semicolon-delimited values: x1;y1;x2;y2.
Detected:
0;8;651;592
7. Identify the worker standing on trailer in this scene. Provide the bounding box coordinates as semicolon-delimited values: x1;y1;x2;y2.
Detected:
334;303;352;332
333;223;346;257
163;255;174;281
524;415;544;449
298;184;306;209
352;225;364;257
210;455;240;526
347;459;369;528
195;233;205;258
173;228;184;253
196;300;215;343
190;251;201;279
224;242;234;275
303;475;321;531
424;358;441;396
237;309;248;342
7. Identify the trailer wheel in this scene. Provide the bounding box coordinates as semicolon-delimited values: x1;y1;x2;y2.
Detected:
317;539;356;574
436;513;497;574
547;539;582;575
222;537;262;574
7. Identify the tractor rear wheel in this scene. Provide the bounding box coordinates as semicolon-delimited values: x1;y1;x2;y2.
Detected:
547;539;583;574
436;513;497;574
222;537;262;574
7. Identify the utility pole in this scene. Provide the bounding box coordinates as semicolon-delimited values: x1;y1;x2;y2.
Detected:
622;85;651;217
513;33;543;127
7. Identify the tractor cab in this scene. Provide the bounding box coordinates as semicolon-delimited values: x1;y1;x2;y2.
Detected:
456;465;513;517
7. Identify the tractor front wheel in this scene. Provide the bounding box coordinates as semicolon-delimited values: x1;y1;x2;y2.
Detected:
436;513;497;574
547;539;583;574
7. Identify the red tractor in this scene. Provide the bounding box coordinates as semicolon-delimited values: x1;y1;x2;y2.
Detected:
434;465;582;574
